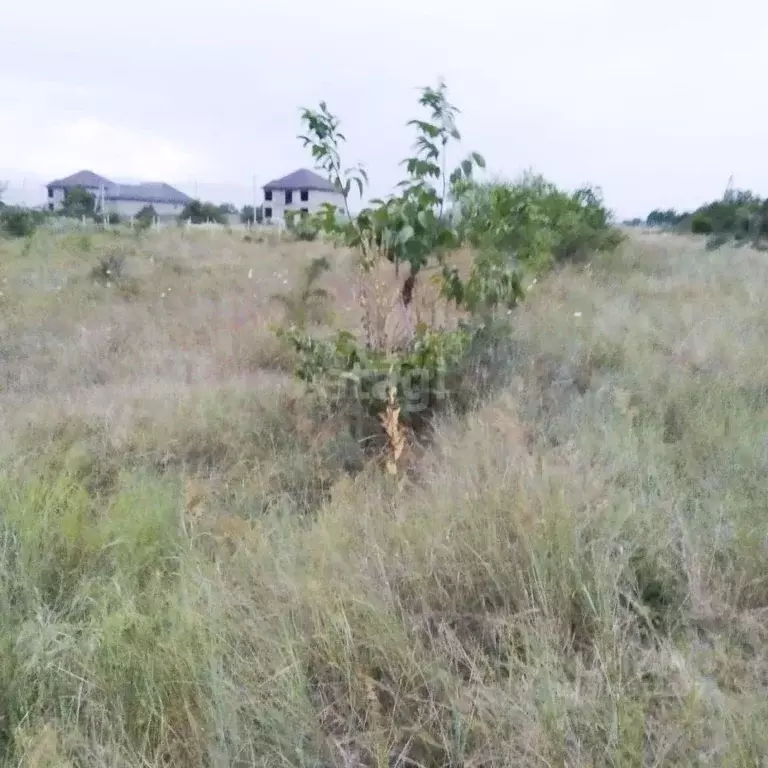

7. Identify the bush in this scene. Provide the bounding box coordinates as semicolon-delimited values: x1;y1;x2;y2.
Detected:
685;189;766;242
0;207;40;238
691;213;713;234
646;208;687;227
134;205;156;231
90;246;127;282
240;205;262;225
285;210;320;241
179;200;227;225
454;174;622;267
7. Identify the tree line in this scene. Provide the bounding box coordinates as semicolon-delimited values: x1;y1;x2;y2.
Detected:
642;188;768;243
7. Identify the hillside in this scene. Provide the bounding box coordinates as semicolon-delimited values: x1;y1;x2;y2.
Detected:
0;227;766;765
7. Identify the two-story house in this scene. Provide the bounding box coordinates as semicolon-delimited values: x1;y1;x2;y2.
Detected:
262;168;345;223
46;170;191;219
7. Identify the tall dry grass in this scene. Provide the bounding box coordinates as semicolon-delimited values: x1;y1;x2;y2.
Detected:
0;227;767;765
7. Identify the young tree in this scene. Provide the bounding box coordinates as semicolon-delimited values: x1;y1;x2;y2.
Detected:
240;205;263;225
179;199;227;224
60;186;96;219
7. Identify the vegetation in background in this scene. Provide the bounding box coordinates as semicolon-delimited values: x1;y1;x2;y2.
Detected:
240;204;263;225
646;207;687;228
689;189;768;243
178;199;229;225
133;204;157;230
59;185;97;219
645;187;768;246
0;206;45;239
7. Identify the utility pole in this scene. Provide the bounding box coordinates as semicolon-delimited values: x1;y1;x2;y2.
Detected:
724;174;734;202
252;174;258;226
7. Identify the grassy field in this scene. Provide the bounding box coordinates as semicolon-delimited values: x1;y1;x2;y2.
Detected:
1;226;767;766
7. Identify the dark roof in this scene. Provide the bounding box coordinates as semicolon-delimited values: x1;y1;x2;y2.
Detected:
104;182;191;205
46;170;190;205
263;168;336;192
47;170;113;189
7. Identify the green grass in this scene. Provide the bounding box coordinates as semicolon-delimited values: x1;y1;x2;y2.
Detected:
0;228;767;765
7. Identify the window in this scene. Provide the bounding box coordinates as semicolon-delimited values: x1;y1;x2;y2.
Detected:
300;189;309;202
285;190;293;205
48;202;54;211
47;188;54;199
264;207;273;219
264;190;272;202
300;208;309;215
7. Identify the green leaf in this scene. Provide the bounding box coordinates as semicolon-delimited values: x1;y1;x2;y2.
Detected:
407;119;441;138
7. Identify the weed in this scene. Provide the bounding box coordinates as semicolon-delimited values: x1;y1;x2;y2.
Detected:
270;256;332;329
90;246;127;283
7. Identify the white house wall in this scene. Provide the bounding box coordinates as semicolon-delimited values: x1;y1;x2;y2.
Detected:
107;200;185;219
47;189;184;218
264;188;345;222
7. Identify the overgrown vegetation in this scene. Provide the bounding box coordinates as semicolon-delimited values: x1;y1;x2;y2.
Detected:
3;79;767;767
278;81;621;471
1;215;767;764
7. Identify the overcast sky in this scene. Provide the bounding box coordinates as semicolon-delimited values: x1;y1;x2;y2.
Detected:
2;0;766;218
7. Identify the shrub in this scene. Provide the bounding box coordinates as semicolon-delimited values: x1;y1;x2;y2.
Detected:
285;210;320;241
453;173;622;267
691;213;713;234
241;204;263;225
685;189;766;243
0;206;40;238
646;208;686;227
133;205;156;231
90;246;127;282
179;200;227;225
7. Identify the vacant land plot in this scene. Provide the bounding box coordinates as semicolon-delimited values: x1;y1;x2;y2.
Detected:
0;227;767;766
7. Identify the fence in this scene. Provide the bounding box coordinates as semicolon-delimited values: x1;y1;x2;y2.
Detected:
32;215;288;235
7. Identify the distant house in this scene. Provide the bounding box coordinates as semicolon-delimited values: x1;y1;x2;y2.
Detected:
46;170;192;219
262;168;345;223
